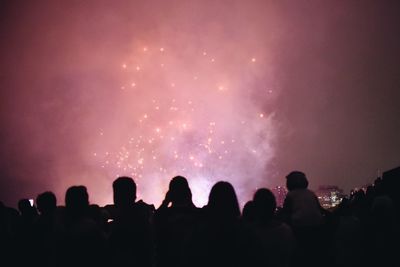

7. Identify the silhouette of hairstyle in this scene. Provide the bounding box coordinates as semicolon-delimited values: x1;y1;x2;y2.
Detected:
286;171;309;191
18;198;32;214
113;176;137;206
65;185;89;210
242;200;256;222
169;175;193;204
208;181;240;219
36;191;57;214
253;188;276;221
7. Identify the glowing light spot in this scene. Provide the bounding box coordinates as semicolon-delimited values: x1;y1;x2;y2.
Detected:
189;156;194;161
122;64;127;69
203;51;207;56
211;58;215;62
171;83;175;87
251;58;256;62
160;63;164;67
155;128;161;133
160;47;164;52
138;158;144;165
136;66;141;71
143;47;148;52
93;153;97;156
259;113;264;118
143;114;148;119
131;82;136;87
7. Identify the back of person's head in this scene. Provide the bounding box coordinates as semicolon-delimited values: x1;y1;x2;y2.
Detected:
18;199;33;215
65;185;89;211
207;181;240;220
253;188;276;222
113;176;137;207
36;191;57;215
242;200;256;222
286;171;309;191
169;176;193;206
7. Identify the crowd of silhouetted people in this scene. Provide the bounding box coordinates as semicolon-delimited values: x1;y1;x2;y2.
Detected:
1;170;399;267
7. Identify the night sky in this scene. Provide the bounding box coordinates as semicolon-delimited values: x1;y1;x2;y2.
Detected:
1;0;399;207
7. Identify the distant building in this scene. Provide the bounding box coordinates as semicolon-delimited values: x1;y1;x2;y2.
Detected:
316;185;345;209
272;186;287;208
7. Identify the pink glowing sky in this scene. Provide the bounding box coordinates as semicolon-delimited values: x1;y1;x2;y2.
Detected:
1;0;399;207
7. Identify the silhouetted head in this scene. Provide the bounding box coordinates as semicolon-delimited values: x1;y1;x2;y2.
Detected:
286;171;309;191
65;186;89;211
18;199;33;215
242;200;256;222
36;191;57;215
253;188;276;221
208;181;240;220
168;176;193;206
113;176;137;207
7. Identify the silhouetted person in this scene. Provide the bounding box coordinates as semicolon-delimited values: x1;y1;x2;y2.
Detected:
242;200;256;223
333;197;364;267
282;171;323;227
183;181;260;267
0;201;20;266
251;188;295;267
65;186;89;219
366;186;399;267
282;171;326;267
18;198;38;224
154;176;200;267
59;185;107;267
36;191;57;216
106;176;154;267
33;191;58;267
15;198;38;266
